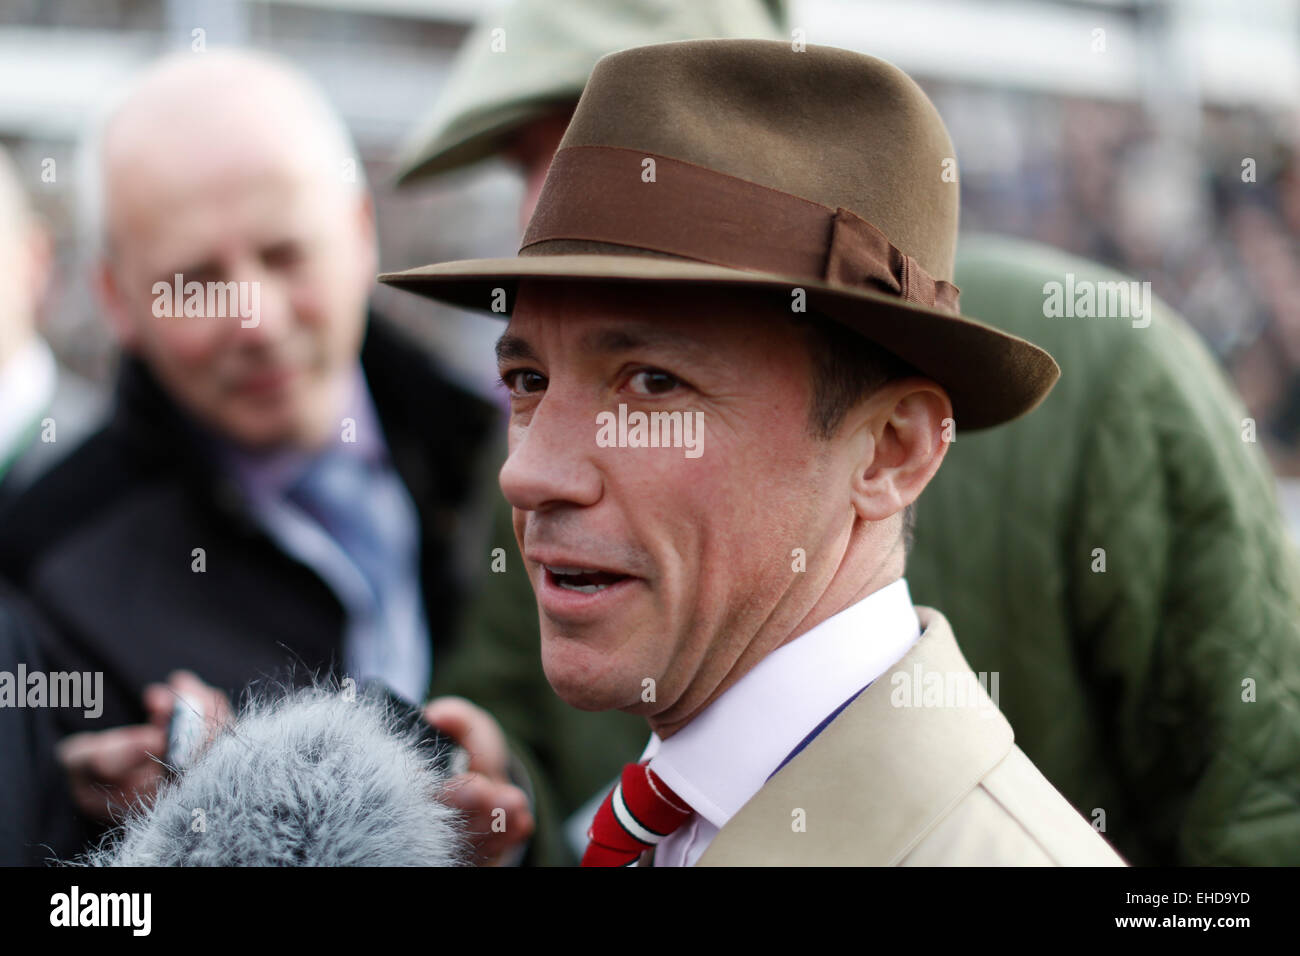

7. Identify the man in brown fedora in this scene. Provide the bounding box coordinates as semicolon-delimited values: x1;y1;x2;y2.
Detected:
383;38;1126;865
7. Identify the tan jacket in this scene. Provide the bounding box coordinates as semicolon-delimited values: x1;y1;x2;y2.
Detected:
696;608;1127;866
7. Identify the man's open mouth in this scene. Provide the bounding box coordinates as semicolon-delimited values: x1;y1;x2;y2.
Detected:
544;566;632;593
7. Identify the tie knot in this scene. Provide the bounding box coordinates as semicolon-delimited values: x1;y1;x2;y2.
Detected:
290;452;370;508
582;762;693;867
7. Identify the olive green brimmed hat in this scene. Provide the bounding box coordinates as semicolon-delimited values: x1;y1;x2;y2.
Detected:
381;39;1060;429
394;0;786;184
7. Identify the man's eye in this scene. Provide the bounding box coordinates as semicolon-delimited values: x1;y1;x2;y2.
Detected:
627;369;681;395
171;263;223;287
262;242;304;271
501;369;547;395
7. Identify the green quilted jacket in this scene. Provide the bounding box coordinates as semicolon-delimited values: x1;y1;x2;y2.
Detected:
443;234;1300;866
908;235;1300;865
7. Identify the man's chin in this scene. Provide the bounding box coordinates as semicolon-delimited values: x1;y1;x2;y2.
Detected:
222;418;300;451
219;403;327;452
540;633;646;713
549;680;626;713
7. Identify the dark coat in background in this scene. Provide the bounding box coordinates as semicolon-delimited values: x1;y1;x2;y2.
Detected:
0;582;86;865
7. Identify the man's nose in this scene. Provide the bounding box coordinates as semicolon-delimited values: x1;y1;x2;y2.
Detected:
498;397;603;514
232;266;292;343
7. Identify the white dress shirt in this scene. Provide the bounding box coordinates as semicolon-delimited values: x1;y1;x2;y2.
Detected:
641;578;922;866
0;337;56;470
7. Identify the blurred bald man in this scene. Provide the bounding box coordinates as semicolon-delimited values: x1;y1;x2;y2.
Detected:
0;50;541;864
0;146;104;505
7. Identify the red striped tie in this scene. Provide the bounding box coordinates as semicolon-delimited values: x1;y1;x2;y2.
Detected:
582;761;693;866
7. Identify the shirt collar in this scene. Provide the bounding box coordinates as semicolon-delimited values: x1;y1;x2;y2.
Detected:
642;577;921;829
0;337;57;464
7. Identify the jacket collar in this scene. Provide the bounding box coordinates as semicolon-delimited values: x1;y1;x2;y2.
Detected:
695;607;1014;866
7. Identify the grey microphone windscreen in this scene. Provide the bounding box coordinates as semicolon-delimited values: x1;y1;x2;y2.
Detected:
79;684;467;866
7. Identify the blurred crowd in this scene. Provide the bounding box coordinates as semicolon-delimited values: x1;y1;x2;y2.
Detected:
943;90;1300;475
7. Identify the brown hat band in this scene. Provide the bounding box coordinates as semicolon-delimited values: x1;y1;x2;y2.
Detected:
521;145;961;313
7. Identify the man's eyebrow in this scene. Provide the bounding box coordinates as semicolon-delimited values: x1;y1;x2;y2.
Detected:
156;256;220;283
495;332;537;364
496;324;716;365
579;325;712;361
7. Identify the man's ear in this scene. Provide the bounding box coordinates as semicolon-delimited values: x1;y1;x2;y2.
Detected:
96;258;139;350
354;191;378;283
847;377;953;523
24;221;53;317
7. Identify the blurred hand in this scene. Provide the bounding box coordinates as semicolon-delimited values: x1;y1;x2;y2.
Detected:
57;670;232;822
423;696;535;866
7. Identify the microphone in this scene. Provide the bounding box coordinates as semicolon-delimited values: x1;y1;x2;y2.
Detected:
78;682;467;866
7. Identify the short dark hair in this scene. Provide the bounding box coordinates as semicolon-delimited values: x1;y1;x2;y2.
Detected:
794;311;916;438
794;311;920;556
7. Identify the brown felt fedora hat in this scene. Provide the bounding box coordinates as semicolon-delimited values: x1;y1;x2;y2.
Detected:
380;38;1059;429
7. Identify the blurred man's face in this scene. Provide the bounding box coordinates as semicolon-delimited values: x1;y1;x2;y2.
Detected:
497;283;856;731
503;108;573;228
101;139;374;450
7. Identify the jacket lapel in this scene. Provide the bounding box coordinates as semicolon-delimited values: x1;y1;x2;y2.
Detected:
696;607;1014;866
